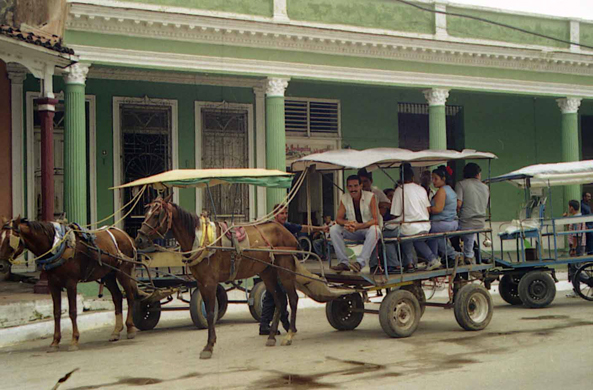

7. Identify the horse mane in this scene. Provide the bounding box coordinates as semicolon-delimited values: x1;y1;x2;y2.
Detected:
172;203;200;231
26;221;56;243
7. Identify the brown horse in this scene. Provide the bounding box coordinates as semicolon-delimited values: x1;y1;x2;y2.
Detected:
134;195;300;359
0;217;140;351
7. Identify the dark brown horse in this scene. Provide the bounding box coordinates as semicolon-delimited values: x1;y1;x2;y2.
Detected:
135;195;300;359
0;217;140;351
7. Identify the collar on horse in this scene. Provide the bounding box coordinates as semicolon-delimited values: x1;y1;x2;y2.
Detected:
36;223;69;271
185;215;216;266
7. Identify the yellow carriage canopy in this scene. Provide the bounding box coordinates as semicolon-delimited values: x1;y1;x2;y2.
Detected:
112;168;294;190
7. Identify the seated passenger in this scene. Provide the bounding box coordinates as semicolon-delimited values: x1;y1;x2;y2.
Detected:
456;163;490;264
385;164;440;272
359;168;391;218
383;188;395;202
330;175;380;273
427;166;459;265
312;215;334;260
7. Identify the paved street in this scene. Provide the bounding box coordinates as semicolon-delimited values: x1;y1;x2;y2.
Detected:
2;293;593;390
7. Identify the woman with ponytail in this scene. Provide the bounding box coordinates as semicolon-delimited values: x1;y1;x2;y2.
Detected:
427;166;459;265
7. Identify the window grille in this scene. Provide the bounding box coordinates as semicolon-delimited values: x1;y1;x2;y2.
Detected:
285;98;340;136
398;103;462;116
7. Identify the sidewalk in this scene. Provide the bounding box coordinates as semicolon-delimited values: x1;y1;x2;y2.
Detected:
0;271;575;348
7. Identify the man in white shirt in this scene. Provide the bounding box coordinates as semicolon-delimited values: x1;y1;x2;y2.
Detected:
384;164;440;272
358;168;391;217
329;175;380;273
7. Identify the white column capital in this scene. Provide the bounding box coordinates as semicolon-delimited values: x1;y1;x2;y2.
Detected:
7;65;26;84
423;88;450;106
63;62;90;85
557;97;582;114
265;77;290;97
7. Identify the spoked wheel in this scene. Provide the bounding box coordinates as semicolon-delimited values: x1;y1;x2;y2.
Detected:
131;300;161;331
499;274;523;305
297;236;312;261
518;271;556;308
0;259;11;281
190;288;219;329
454;284;493;331
248;281;266;322
379;290;421;338
216;284;229;320
326;293;364;331
573;262;593;301
400;283;426;317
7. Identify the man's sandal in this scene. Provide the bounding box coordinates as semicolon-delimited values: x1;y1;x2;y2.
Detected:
349;262;362;273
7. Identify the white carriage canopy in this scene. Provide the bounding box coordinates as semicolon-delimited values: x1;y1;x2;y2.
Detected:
112;168;294;190
290;148;497;172
489;160;593;188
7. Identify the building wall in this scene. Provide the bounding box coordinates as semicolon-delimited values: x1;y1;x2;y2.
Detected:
0;61;12;217
124;0;274;17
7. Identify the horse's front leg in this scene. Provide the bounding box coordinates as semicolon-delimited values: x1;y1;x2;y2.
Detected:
116;269;137;339
199;284;218;360
65;282;80;351
104;275;124;342
48;282;62;353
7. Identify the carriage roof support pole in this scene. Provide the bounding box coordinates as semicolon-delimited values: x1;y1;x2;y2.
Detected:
206;183;218;220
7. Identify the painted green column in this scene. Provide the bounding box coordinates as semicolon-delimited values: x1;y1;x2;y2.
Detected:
557;97;582;205
265;77;289;212
423;88;450;150
63;63;89;225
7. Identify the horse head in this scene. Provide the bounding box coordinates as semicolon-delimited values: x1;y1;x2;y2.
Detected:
0;216;24;262
135;194;174;249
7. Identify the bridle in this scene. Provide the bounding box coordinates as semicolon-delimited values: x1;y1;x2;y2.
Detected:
138;198;174;240
1;221;24;261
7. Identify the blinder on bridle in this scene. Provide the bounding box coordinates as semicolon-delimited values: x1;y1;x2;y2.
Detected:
138;198;173;240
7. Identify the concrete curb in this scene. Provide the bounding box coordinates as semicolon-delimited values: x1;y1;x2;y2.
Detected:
0;280;575;348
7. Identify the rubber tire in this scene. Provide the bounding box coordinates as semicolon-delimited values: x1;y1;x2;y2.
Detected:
0;259;11;281
216;284;229;321
190;288;219;329
131;300;161;331
325;293;365;331
572;262;593;301
499;274;523;306
453;284;493;331
518;271;556;308
379;290;421;338
400;283;426;318
248;281;266;322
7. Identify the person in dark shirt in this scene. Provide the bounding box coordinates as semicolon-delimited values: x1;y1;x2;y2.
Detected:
581;192;593;255
258;204;328;335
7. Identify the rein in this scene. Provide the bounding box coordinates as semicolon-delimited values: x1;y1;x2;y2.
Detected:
139;198;174;240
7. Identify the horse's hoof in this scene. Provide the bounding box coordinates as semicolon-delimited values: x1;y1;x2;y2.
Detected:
281;338;292;346
68;345;79;352
199;351;212;359
109;334;120;342
266;339;276;347
127;332;136;340
47;346;59;353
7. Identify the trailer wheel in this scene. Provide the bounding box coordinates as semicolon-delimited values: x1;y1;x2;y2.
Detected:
518;271;556;308
132;300;161;331
400;283;426;317
499;274;523;305
326;293;364;331
379;290;421;338
573;263;593;301
216;284;229;320
190;288;219;329
0;259;11;281
248;281;266;322
454;284;492;331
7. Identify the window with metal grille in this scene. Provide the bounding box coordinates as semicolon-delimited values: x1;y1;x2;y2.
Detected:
285;98;340;136
398;103;462;116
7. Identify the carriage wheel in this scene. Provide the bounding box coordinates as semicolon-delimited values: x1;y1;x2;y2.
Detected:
573;263;593;301
248;281;266;322
216;284;229;320
326;293;364;331
131;300;161;331
297;236;312;261
0;259;11;281
379;290;420;338
400;283;426;318
190;288;219;329
518;271;556;308
499;274;523;305
453;284;493;331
